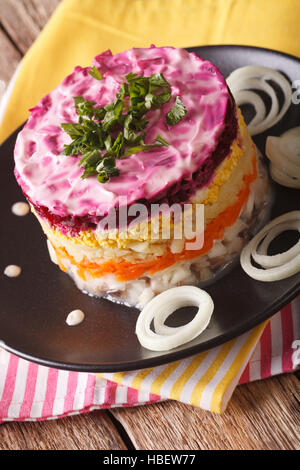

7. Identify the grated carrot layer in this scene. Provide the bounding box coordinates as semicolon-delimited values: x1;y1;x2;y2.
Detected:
54;152;257;283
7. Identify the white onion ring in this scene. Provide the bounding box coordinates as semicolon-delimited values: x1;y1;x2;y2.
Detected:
280;126;300;163
280;126;300;165
265;125;300;188
233;90;266;126
270;163;300;189
230;77;279;129
135;286;214;351
240;211;300;281
227;65;292;136
253;220;300;268
266;137;300;178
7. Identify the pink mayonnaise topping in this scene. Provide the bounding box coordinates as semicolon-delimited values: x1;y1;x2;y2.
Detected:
14;46;231;218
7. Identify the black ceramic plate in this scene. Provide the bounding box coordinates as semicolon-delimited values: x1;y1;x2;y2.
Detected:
0;45;299;372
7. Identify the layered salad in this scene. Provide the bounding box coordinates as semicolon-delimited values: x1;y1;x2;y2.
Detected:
14;46;269;309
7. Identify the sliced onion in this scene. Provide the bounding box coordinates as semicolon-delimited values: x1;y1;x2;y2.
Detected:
265;125;300;188
240;211;300;281
279;126;300;163
233;90;266;127
270;163;300;189
253;220;300;268
135;286;214;351
266;136;300;178
227;65;292;136
231;77;279;129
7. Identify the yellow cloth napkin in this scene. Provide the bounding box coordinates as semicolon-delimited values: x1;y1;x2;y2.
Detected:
1;0;299;412
100;323;267;413
1;0;300;142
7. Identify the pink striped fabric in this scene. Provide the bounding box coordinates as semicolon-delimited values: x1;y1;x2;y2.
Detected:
238;297;300;384
0;298;299;423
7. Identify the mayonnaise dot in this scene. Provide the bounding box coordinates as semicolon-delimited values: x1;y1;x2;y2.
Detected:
12;202;30;216
66;309;85;326
4;265;22;277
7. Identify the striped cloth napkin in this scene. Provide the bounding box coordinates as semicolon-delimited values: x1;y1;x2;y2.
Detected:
1;299;299;421
100;301;300;412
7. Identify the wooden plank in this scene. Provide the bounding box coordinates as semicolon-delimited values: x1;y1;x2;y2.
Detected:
0;0;60;85
21;0;61;30
0;27;22;85
111;374;300;450
0;410;128;450
0;0;40;54
0;0;60;55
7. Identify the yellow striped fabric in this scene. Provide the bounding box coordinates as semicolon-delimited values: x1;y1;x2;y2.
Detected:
1;0;298;411
100;322;267;412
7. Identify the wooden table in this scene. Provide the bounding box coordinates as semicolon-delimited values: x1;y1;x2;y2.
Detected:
0;0;299;451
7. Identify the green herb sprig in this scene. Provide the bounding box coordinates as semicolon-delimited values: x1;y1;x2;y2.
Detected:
61;67;187;183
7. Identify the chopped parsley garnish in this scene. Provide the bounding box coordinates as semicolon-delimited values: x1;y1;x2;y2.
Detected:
61;70;187;183
166;96;187;125
88;66;103;80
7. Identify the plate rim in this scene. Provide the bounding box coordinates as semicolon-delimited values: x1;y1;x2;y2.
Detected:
1;44;299;372
187;43;300;62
